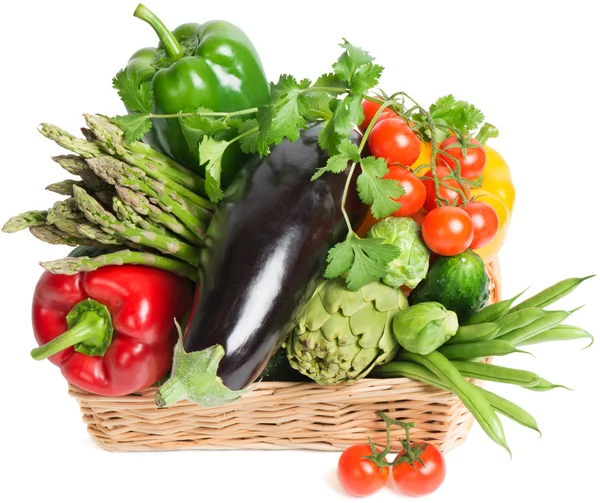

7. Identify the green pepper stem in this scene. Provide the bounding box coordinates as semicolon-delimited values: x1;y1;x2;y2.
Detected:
134;4;184;61
30;299;114;360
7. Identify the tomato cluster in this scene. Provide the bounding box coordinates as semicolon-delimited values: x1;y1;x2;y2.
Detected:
359;100;510;260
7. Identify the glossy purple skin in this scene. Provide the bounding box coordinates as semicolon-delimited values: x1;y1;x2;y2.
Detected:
184;124;366;390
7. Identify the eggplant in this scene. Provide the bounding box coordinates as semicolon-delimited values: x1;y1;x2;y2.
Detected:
156;123;366;408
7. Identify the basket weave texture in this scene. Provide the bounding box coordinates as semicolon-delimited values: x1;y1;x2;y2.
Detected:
70;258;501;453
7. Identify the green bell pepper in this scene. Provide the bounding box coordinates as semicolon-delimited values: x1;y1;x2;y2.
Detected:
124;4;270;185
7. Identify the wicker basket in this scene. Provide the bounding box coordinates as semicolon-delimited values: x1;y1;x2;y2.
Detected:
69;257;501;453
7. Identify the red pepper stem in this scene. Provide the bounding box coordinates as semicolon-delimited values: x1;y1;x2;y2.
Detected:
134;4;184;61
30;299;114;361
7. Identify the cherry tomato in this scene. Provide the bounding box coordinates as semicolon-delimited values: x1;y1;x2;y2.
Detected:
470;188;511;264
368;118;421;166
422;206;473;256
392;443;446;497
465;201;499;249
422;166;471;211
384;166;426;216
437;136;486;179
337;444;390;497
359;99;397;132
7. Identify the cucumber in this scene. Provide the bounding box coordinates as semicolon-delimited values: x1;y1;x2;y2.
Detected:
408;250;490;323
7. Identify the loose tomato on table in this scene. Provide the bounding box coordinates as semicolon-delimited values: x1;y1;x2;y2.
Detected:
368;118;421;166
392;443;446;497
421;206;474;256
337;444;390;497
383;166;426;217
436;135;486;179
422;165;471;211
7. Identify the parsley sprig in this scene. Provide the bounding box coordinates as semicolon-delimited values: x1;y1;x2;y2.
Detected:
112;40;491;291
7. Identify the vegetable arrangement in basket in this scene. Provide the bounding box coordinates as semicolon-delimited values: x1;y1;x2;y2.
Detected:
2;3;595;491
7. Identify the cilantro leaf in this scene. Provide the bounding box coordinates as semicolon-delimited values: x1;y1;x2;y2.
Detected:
430;94;485;135
112;68;153;114
356;156;403;218
325;234;400;291
198;136;230;202
312;73;347;89
318;95;363;153
337;138;361;162
333;40;375;83
351;63;384;95
311;139;359;180
180;107;231;135
238;119;260;154
112;113;152;143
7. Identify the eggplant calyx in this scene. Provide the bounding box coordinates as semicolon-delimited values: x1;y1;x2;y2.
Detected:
155;332;247;408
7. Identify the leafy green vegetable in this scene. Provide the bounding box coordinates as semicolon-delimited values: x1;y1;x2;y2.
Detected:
367;217;430;288
112;68;154;115
393;302;459;355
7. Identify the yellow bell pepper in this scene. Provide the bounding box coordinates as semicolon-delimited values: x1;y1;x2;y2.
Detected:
481;145;515;212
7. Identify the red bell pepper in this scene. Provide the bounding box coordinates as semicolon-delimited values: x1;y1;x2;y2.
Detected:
30;265;194;396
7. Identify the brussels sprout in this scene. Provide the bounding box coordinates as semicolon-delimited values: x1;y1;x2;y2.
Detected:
367;217;430;289
393;302;459;355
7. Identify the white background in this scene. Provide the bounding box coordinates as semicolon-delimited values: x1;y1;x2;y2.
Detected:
1;0;599;501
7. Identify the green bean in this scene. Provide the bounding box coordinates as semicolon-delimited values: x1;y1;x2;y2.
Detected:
447;323;501;345
497;310;571;345
463;289;527;326
526;377;572;392
476;387;541;436
518;324;594;349
371;361;541;435
450;361;541;387
436;340;527;361
494;309;548;338
506;275;594;314
397;351;511;454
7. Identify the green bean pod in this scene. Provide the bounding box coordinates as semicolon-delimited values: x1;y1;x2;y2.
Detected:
447;323;501;345
396;351;511;454
494;309;548;338
517;324;594;349
463;289;527;326
436;340;526;361
370;361;541;435
526;377;571;392
497;310;572;345
506;276;594;314
450;360;541;387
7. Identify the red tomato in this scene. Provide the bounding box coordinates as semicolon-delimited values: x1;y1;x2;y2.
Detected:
368;118;421;166
422;166;471;211
384;166;426;216
359;99;397;132
422;206;474;256
392;443;446;497
337;444;390;497
436;136;486;179
465;201;500;249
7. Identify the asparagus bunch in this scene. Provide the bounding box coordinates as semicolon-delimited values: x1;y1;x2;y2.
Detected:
2;115;214;279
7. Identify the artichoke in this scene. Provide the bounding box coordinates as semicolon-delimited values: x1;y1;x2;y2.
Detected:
285;277;408;384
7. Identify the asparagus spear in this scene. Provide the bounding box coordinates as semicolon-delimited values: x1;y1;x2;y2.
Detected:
72;185;200;266
86;156;207;237
40;249;197;281
112;196;170;237
30;225;97;247
52;155;88;175
76;223;128;247
115;186;204;247
83;114;207;197
46;180;84;196
39;124;104;158
2;210;48;232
